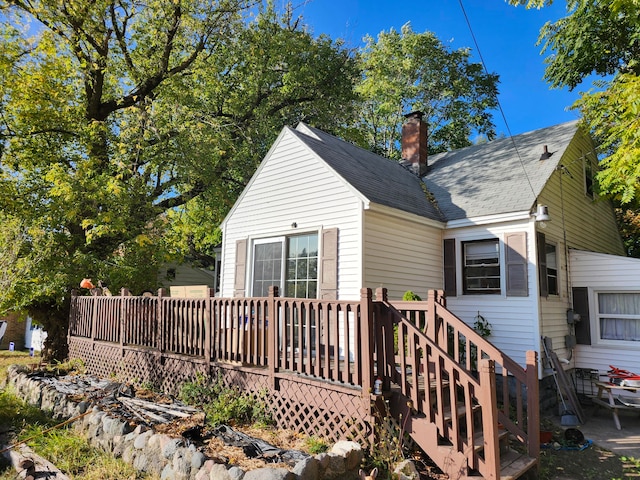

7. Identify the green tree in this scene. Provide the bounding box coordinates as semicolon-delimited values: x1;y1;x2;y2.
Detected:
351;23;499;158
509;0;640;205
510;0;640;254
0;0;358;359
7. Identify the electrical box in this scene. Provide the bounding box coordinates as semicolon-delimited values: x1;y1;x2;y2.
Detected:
567;309;581;324
565;334;577;349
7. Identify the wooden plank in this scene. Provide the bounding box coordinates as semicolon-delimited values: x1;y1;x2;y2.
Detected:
550;351;585;424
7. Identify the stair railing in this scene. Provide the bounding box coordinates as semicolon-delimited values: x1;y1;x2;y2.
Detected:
373;288;539;479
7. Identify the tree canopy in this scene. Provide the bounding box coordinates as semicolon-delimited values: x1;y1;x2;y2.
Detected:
351;23;499;158
510;0;640;207
0;0;358;358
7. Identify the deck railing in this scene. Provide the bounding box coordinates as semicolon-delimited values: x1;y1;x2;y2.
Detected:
376;288;539;477
68;286;538;479
68;287;373;393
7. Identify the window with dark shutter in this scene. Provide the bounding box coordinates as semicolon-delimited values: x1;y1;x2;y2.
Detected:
537;232;548;297
572;287;591;345
444;239;457;297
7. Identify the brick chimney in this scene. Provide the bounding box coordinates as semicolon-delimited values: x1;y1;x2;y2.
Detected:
401;111;428;176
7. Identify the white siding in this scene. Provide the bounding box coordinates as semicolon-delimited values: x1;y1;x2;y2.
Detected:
443;222;540;368
220;129;363;299
363;209;443;300
571;250;640;374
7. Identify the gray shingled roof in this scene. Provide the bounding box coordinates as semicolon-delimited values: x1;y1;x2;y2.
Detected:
290;125;445;221
290;120;579;223
424;120;579;220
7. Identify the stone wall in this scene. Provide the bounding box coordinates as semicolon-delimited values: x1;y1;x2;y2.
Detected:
5;366;367;480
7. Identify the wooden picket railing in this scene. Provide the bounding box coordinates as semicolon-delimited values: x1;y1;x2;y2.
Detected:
68;286;538;479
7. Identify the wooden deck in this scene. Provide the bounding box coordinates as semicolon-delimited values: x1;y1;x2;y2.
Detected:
67;286;539;480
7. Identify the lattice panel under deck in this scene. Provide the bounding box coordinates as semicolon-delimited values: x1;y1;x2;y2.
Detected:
158;356;208;396
69;340;374;447
268;380;373;446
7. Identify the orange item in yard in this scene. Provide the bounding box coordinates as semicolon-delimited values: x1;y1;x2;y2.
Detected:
80;278;95;289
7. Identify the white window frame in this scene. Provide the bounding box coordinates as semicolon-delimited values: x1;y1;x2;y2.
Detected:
462;238;501;295
249;232;320;298
595;290;640;346
250;237;285;297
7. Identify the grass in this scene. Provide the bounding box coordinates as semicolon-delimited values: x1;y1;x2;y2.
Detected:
0;351;158;480
3;352;640;479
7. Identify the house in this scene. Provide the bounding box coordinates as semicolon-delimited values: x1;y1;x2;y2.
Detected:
0;312;46;351
219;113;628;383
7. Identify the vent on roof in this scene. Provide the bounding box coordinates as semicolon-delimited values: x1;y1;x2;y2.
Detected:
401;111;428;176
540;145;553;161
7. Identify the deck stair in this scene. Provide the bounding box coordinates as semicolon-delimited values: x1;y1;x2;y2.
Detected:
375;289;539;480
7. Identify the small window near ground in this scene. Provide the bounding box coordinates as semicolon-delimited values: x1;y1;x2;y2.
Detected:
463;239;500;294
598;293;640;342
546;243;558;295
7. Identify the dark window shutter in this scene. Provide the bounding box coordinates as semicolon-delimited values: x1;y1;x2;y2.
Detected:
443;239;457;297
537;231;548;297
573;287;592;345
234;239;247;297
319;228;338;300
505;232;528;297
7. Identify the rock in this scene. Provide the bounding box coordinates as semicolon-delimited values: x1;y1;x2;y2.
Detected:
242;467;296;480
293;456;319;480
191;451;206;470
134;430;154;449
393;460;420;480
209;463;234;480
227;466;245;480
163;438;183;459
330;441;362;470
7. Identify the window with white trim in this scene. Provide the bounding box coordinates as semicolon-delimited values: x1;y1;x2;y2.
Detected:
463;239;500;294
251;233;318;298
598;292;640;342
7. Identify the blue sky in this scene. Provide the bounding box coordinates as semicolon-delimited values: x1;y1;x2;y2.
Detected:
294;0;583;136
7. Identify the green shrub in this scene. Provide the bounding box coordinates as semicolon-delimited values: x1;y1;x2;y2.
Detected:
402;291;422;301
179;375;273;427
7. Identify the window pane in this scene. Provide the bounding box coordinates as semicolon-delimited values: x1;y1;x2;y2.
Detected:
285;233;318;298
463;239;500;294
252;242;282;297
546;244;558;295
598;293;640;342
599;293;640;315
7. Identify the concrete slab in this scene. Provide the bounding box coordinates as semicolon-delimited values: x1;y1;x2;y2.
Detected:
548;403;640;458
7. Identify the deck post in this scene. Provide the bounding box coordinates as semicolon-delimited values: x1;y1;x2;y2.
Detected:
360;288;373;400
526;350;540;460
426;290;436;342
157;288;166;354
479;358;499;480
204;293;212;365
268;286;279;390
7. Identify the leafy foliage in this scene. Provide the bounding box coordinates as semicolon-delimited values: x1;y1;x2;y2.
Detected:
538;0;640;90
352;23;499;158
0;1;358;359
179;374;273;427
510;0;640;211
